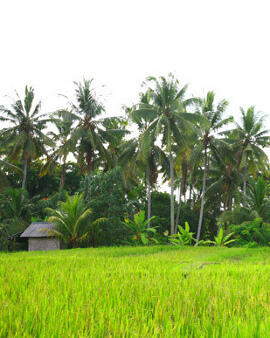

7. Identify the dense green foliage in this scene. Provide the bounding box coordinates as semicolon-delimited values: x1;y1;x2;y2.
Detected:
0;75;270;250
2;246;270;336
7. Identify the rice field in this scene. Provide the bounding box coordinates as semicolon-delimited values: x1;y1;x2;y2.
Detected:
1;246;270;337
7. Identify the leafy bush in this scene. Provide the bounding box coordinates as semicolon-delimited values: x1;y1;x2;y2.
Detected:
80;167;130;246
229;218;270;246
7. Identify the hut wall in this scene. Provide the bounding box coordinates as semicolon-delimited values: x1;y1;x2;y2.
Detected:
28;238;60;251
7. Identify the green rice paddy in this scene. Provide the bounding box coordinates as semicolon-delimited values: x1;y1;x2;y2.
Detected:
1;246;270;337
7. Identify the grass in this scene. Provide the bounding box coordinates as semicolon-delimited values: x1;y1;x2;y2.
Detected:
1;246;270;337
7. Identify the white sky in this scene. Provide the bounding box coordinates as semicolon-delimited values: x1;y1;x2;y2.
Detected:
1;0;270;125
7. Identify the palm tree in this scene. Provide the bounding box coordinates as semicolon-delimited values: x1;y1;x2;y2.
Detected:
225;107;270;202
194;91;232;241
119;136;168;221
46;192;106;248
206;141;241;234
223;176;270;224
102;117;129;170
0;86;53;190
174;149;189;232
0;187;32;220
40;110;77;188
136;74;198;234
121;91;168;221
245;176;270;221
69;80;126;187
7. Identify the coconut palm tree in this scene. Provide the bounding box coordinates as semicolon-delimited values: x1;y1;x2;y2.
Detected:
121;91;168;221
206;141;241;234
224;106;270;202
134;74;198;234
194;91;232;241
223;176;270;225
46;192;106;248
69;80;126;186
174;146;190;232
102;116;129;170
40;109;77;188
0;86;53;190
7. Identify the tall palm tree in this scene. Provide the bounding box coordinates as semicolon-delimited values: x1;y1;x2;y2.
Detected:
40;110;77;188
174;139;194;232
120;103;167;221
102;117;129;170
135;74;198;234
206;141;241;234
69;80;126;185
0;86;53;190
194;91;232;241
122;91;168;221
225;107;270;202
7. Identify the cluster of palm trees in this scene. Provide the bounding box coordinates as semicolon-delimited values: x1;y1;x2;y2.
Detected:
1;74;270;239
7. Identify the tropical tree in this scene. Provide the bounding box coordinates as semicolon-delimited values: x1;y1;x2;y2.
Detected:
224;176;270;225
206;140;241;234
121;92;168;221
135;74;198;234
0;86;53;189
68;80;126;191
174;132;197;232
0;187;32;220
46;192;106;248
41;110;77;188
103;117;129;169
225;106;270;201
194;91;232;241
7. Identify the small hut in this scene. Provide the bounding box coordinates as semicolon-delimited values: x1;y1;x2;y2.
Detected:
20;222;60;251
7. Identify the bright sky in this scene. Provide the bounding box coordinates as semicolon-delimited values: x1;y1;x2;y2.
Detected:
1;0;270;125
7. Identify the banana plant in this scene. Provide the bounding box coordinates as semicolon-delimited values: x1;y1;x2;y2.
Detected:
169;222;196;246
203;228;235;247
122;210;158;245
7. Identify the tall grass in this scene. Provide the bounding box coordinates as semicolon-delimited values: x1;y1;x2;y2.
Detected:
1;246;270;337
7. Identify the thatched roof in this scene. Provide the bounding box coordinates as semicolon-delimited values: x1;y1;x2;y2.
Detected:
20;222;56;238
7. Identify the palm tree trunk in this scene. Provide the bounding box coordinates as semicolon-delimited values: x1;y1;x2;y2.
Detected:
22;159;28;190
61;160;66;188
217;193;229;235
86;149;92;200
196;146;207;241
169;152;175;235
243;160;247;206
147;181;151;226
175;181;183;233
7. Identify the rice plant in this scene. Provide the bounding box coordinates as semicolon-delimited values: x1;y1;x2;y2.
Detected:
1;246;270;337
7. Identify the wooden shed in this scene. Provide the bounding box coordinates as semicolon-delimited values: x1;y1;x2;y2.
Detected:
20;222;60;251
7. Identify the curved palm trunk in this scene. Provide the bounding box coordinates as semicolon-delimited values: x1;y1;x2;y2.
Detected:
169;152;175;235
196;146;207;241
147;181;151;226
175;182;183;233
22;159;28;190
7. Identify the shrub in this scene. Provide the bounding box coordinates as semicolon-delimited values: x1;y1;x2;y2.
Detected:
229;218;270;246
